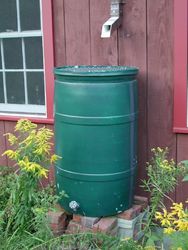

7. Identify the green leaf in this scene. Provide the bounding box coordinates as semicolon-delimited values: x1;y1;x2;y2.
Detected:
145;238;156;247
150;234;161;241
182;175;188;182
181;160;188;169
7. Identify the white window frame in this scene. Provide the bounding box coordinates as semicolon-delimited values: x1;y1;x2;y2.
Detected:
0;0;47;117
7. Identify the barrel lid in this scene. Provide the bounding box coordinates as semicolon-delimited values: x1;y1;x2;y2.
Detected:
54;65;139;76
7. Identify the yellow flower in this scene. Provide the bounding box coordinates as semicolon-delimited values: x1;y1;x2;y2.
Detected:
161;218;171;227
163;208;168;217
157;147;163;153
50;154;61;164
171;203;186;219
28;163;40;172
155;211;163;220
174;220;188;231
4;133;18;145
15;119;37;132
2;150;19;160
177;248;183;250
38;167;48;178
164;227;175;234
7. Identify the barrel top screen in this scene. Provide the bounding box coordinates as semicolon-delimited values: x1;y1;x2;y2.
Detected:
54;65;139;76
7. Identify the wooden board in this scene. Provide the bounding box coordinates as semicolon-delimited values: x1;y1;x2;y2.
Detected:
90;0;118;65
64;0;91;65
147;0;176;158
0;121;7;166
4;121;17;167
46;124;55;184
147;0;176;204
52;0;66;66
176;134;188;203
118;0;147;195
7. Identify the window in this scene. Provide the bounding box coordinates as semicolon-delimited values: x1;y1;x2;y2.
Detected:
174;0;188;132
0;0;54;123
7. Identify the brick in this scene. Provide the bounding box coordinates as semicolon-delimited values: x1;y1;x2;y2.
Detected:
50;223;65;236
66;221;91;234
93;217;117;234
47;211;68;235
118;205;141;220
50;223;62;231
72;214;82;223
47;211;66;224
134;196;149;210
54;203;65;212
81;216;100;228
134;195;148;204
110;226;118;237
132;205;142;216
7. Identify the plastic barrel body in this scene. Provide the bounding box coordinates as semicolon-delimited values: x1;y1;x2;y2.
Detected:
54;66;139;217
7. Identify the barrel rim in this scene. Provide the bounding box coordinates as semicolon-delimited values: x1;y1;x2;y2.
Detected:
54;65;139;76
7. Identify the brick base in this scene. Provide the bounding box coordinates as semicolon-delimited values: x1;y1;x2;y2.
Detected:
47;210;70;236
49;196;148;238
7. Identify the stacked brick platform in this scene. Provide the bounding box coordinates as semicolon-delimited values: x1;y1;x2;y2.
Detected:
48;196;148;238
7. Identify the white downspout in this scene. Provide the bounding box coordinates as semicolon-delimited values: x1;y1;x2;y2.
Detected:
101;0;126;38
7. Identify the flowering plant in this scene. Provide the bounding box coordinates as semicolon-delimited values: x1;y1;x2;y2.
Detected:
141;147;185;247
155;203;188;249
3;119;59;179
155;202;188;234
1;119;60;234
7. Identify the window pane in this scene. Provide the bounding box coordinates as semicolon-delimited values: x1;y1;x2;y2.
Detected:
4;38;23;69
20;0;41;31
27;72;45;105
0;1;17;32
25;37;43;69
0;73;4;103
6;72;25;104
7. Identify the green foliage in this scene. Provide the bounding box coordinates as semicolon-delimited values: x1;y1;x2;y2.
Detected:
0;168;58;249
0;166;15;211
167;231;188;250
31;233;144;250
181;160;188;182
0;119;63;249
141;147;185;246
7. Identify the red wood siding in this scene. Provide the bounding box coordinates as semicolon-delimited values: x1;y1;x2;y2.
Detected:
118;0;147;195
173;0;188;133
1;0;188;202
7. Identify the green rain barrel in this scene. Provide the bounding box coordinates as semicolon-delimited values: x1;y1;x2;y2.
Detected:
54;66;139;217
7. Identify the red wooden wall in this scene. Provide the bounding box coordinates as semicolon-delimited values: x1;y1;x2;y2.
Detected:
0;0;188;202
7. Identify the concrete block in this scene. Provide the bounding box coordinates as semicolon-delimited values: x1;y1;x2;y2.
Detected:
81;216;100;228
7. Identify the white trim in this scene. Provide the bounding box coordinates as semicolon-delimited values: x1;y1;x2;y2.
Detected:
0;69;44;72
22;37;28;104
0;40;7;103
0;112;47;118
40;0;47;116
39;0;43;32
0;104;46;114
16;0;21;32
0;31;42;39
